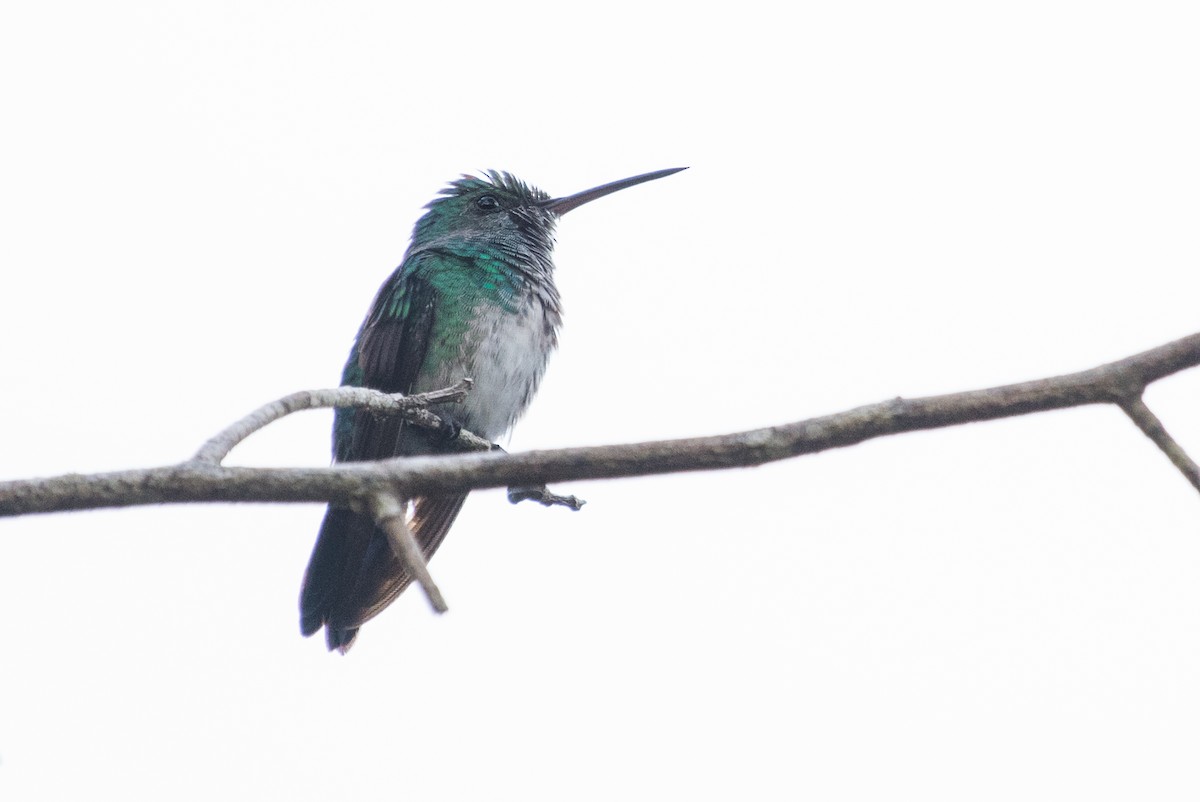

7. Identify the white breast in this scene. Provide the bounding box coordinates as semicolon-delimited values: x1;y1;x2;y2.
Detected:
431;297;559;441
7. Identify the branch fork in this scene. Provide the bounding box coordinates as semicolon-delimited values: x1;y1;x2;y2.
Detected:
185;377;585;613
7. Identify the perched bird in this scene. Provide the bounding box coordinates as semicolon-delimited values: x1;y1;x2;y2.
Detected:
300;167;686;652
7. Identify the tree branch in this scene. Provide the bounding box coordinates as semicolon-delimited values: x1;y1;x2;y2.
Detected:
2;332;1199;517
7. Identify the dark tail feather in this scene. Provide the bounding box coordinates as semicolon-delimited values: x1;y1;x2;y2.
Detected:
299;507;368;638
299;494;468;653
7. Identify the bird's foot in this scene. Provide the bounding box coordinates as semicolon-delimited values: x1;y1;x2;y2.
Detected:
507;485;587;511
490;445;585;509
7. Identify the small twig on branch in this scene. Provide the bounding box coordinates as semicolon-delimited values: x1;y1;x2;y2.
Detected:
3;332;1200;517
191;379;475;465
1118;396;1200;494
367;491;448;614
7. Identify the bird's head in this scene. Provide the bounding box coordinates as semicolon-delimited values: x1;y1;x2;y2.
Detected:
410;168;687;258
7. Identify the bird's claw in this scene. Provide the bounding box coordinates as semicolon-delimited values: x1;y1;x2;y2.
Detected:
507;485;587;511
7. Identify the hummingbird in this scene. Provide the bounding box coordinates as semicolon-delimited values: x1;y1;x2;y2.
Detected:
299;166;686;652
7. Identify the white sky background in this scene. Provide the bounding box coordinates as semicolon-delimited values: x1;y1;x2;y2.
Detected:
2;2;1200;799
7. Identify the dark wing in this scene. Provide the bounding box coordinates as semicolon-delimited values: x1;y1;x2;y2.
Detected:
300;256;469;652
339;266;438;462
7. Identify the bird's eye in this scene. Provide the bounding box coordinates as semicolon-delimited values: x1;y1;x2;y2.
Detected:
476;195;500;211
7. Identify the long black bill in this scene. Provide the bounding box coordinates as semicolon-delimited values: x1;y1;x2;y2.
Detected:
541;167;687;216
